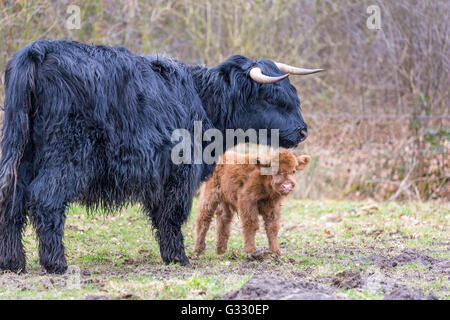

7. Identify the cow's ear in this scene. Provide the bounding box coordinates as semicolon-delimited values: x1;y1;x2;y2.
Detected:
296;155;311;170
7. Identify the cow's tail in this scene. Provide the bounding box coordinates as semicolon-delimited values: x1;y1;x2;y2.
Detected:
0;42;45;216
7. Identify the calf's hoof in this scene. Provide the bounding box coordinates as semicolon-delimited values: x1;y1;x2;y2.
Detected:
215;247;227;255
193;244;205;255
244;246;257;254
270;249;281;256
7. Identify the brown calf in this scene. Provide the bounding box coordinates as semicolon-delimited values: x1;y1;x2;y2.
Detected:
194;150;310;255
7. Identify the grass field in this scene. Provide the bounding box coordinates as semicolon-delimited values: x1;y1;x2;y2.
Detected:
0;199;448;300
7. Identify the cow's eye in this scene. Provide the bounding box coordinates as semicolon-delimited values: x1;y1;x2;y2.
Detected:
292;170;296;174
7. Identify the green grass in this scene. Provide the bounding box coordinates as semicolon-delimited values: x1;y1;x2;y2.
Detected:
0;199;448;299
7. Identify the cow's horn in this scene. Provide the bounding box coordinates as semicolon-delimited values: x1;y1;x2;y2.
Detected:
249;67;289;84
275;62;324;75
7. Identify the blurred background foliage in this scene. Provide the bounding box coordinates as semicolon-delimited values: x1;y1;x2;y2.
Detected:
0;0;448;201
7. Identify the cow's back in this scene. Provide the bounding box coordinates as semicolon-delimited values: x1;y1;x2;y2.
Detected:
22;40;206;208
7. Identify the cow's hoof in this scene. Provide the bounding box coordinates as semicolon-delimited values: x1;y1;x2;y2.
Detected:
42;262;68;274
0;256;26;274
164;255;191;267
179;257;191;267
174;256;191;267
0;262;26;274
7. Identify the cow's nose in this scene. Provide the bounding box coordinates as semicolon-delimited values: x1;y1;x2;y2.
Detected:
299;127;308;141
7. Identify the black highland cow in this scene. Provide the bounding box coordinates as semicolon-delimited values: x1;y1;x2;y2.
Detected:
0;40;322;273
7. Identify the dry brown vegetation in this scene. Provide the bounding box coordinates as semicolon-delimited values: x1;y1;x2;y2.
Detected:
0;0;448;200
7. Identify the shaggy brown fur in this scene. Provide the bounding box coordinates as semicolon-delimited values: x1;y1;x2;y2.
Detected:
194;150;310;255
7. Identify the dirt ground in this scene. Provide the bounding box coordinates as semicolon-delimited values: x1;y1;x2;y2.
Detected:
223;247;446;300
0;200;448;300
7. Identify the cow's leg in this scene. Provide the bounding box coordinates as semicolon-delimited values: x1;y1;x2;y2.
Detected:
0;160;32;273
147;166;199;266
0;212;27;273
215;204;234;254
28;167;80;274
151;201;191;266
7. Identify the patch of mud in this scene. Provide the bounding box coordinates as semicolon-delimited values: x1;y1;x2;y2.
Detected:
248;247;280;263
360;249;440;268
383;285;438;300
332;270;363;289
0;272;32;291
0;270;82;291
84;294;112;300
222;275;346;300
431;260;450;275
133;264;195;280
365;268;438;300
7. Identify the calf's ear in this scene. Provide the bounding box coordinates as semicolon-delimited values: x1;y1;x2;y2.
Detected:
296;155;311;170
255;155;272;168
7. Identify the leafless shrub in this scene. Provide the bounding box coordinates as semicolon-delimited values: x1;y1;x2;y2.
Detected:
0;0;448;200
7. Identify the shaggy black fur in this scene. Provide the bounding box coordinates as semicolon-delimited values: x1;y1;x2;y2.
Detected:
0;40;308;273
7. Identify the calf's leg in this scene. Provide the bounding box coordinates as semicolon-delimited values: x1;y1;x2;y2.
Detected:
215;204;234;254
194;185;219;254
237;200;260;254
261;206;282;255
